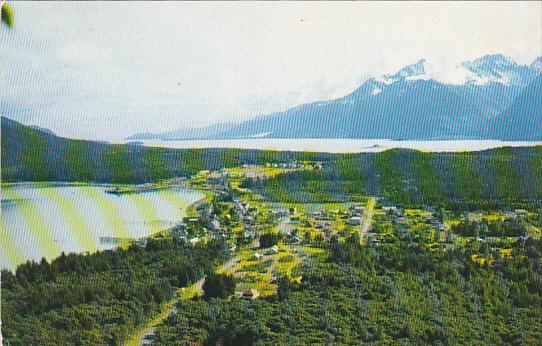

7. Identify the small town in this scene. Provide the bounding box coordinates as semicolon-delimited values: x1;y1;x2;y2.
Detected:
144;162;540;309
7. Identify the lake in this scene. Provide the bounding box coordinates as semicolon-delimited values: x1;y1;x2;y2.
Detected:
0;183;203;271
128;139;542;153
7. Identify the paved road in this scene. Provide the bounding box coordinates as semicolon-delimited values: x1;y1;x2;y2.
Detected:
360;198;375;240
277;216;291;235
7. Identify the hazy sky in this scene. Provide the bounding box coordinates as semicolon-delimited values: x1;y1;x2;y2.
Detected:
2;1;541;140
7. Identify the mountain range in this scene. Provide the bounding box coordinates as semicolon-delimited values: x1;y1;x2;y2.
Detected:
128;54;542;141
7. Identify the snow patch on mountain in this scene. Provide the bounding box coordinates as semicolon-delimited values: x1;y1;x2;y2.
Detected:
250;131;273;138
460;54;536;86
369;54;540;87
371;87;382;96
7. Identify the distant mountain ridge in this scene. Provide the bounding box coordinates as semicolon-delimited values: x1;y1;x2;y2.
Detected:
126;122;235;140
129;54;542;141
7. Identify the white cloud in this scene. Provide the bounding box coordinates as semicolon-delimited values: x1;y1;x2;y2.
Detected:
423;59;474;85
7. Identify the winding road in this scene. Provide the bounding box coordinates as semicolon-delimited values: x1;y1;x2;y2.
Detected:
360;198;375;241
131;255;239;346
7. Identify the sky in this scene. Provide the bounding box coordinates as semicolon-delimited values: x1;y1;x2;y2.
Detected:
2;1;541;141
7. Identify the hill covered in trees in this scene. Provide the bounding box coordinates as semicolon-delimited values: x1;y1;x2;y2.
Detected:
1;117;321;183
153;235;542;345
1;237;229;345
245;147;542;211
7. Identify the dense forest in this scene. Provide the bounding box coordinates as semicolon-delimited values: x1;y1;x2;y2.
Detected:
152;234;542;346
1;238;229;345
245;147;542;211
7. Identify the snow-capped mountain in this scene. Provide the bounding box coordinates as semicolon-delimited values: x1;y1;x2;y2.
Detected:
373;54;537;87
384;59;428;81
129;54;542;141
461;54;537;86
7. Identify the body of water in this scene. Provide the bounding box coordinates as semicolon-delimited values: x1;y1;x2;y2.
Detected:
0;183;203;271
129;139;542;153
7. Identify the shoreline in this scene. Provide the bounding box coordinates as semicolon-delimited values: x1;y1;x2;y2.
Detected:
1;178;187;189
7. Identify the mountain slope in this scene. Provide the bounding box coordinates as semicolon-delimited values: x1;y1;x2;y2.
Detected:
127;122;235;140
485;74;542;140
209;55;541;140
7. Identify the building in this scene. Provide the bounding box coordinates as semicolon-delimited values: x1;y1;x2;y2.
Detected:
265;245;279;255
209;219;221;231
251;253;264;261
240;289;260;300
349;216;362;226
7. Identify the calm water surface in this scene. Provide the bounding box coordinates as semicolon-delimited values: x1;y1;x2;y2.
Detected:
1;184;203;271
130;139;542;153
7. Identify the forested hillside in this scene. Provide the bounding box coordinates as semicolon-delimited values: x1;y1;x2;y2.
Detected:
154;235;542;345
1;117;326;183
1;238;229;345
247;147;542;211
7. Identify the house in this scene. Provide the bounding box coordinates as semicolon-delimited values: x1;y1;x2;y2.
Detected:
265;245;279;255
290;216;300;224
244;229;256;239
395;217;406;224
383;206;403;216
349;205;365;217
273;209;290;219
349;216;362;226
136;238;148;246
240;289;260;300
209;219;221;231
171;226;187;240
382;206;397;212
251;253;264;260
354;205;365;212
292;235;302;244
515;209;528;217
